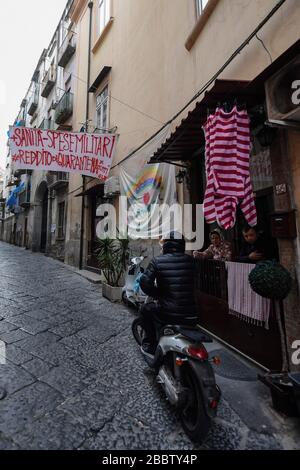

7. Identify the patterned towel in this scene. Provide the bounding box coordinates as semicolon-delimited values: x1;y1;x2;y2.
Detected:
226;261;270;328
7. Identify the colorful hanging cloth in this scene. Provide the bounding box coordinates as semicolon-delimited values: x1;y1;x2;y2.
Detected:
203;106;257;230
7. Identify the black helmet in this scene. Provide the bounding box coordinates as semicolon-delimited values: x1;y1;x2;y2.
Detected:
162;231;185;242
162;231;185;253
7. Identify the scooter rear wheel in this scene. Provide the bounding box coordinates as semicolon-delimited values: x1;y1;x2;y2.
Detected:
179;362;211;443
131;317;145;346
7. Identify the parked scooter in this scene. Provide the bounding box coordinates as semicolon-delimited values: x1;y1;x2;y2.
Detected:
122;255;148;309
132;313;221;443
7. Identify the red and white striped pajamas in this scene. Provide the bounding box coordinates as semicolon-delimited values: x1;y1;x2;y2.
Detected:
203;106;257;230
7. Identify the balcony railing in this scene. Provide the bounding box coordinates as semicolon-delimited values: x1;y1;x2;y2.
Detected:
195;259;228;301
47;171;69;190
41;66;57;98
6;178;20;188
14;169;33;178
27;88;39;116
19;189;31;209
54;91;73;124
58;34;76;68
39;119;53;130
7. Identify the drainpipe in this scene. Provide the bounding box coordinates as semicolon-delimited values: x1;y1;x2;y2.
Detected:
79;1;93;270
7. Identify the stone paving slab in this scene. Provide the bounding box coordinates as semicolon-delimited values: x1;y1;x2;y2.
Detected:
0;320;18;334
0;381;64;437
79;412;166;451
39;364;95;397
0;328;32;344
11;409;89;450
48;319;87;337
8;314;51;335
0;362;35;396
0;344;34;366
59;380;124;432
21;358;55;378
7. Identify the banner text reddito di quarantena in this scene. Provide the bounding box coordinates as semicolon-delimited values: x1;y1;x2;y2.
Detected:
9;126;118;180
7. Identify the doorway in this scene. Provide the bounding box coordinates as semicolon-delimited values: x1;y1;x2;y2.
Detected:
40;189;48;252
32;181;49;253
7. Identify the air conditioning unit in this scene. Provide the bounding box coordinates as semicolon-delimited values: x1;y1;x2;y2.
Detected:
265;55;300;123
104;176;120;197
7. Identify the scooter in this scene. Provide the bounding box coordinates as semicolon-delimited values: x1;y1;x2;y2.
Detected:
122;256;148;309
132;313;221;443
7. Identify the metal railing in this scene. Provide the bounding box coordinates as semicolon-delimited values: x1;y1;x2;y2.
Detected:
41;66;57;97
56;172;69;182
58;34;76;67
39;119;53;130
27;87;39;116
54;91;74;124
195;258;228;301
47;171;69;189
19;189;31;207
42;65;56;84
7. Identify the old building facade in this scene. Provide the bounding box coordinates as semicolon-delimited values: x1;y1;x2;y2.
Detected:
2;0;76;259
2;0;300;370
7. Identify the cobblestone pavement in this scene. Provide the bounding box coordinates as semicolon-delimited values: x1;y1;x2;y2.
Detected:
0;242;299;450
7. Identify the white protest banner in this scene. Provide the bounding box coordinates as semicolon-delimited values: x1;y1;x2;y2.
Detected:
9;126;118;180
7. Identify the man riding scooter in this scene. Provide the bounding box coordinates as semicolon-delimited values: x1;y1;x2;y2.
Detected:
139;231;198;357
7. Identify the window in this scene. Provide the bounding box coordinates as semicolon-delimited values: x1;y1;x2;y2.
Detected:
196;0;209;17
96;85;109;131
57;201;65;239
98;0;110;35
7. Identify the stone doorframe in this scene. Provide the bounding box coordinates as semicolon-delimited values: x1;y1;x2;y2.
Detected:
32;181;50;253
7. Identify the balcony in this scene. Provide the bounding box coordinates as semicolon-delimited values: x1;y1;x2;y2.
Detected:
14;169;33;178
19;189;31;209
54;92;73;124
58;34;76;68
41;66;57;98
39;119;53;130
47;172;69;190
28;88;39;116
6;178;20;188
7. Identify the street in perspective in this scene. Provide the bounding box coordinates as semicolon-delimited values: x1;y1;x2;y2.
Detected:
1;0;300;458
0;242;299;451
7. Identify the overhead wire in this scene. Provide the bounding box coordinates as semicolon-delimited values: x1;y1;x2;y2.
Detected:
22;70;165;130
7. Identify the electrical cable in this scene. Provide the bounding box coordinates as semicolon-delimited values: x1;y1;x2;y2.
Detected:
21;71;165;128
255;33;273;63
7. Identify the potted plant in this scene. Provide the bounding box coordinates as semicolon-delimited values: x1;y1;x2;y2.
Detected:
96;234;129;302
249;260;299;417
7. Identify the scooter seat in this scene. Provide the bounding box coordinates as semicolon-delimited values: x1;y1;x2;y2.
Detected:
171;325;213;343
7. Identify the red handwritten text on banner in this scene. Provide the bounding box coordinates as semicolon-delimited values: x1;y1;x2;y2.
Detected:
9;127;118;180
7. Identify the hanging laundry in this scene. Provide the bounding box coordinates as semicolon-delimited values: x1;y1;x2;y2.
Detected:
226;261;270;328
203;106;257;230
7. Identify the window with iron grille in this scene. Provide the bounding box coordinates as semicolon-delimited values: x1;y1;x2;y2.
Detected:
57;201;65;239
98;0;110;35
196;0;209;17
96;85;109;131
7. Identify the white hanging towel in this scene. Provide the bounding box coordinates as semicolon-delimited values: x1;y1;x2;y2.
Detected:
226;261;270;328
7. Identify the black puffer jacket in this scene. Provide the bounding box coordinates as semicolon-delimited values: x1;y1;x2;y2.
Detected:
140;240;198;323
